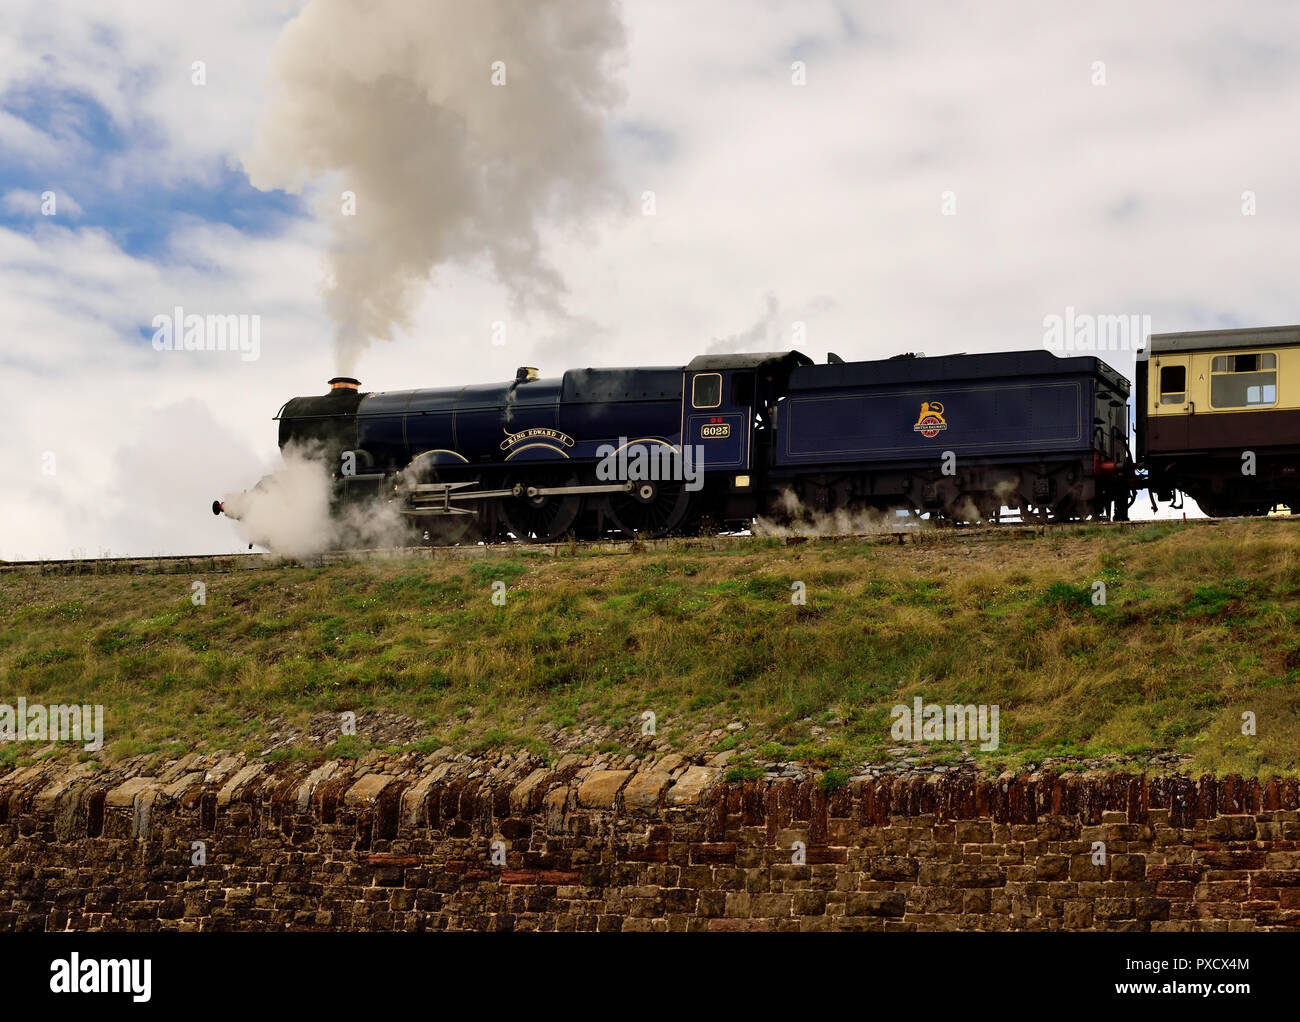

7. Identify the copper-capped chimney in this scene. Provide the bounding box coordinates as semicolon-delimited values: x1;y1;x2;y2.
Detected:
328;376;360;391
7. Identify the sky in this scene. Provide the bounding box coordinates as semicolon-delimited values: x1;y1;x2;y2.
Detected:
3;0;1299;559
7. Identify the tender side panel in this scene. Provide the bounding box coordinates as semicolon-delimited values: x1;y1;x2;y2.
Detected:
780;379;1086;464
776;351;1122;469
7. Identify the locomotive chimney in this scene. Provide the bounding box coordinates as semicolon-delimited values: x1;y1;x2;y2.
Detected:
328;376;360;391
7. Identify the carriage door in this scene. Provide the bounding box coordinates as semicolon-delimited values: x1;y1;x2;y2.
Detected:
1148;355;1190;451
686;370;749;470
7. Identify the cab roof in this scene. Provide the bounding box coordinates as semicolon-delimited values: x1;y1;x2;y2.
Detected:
685;351;813;373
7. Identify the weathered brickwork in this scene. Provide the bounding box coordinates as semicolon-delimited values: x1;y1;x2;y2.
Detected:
2;753;1298;931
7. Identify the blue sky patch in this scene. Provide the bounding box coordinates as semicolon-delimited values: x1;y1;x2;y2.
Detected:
0;82;302;259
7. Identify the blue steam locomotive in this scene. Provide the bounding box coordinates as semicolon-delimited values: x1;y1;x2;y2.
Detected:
218;346;1134;543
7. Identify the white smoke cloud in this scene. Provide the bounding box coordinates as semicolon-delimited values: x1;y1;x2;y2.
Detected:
218;443;335;558
753;488;931;538
706;292;781;355
216;441;412;558
243;0;627;374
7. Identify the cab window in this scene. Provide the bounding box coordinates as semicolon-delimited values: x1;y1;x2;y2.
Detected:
1210;352;1276;408
692;373;722;409
1158;365;1186;404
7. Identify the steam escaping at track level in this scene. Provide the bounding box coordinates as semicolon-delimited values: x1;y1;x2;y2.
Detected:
752;489;932;538
242;0;627;374
214;442;408;558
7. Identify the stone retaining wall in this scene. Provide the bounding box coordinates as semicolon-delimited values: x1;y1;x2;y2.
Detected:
2;752;1298;931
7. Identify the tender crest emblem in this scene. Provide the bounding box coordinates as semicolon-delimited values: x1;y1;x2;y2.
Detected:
913;401;948;438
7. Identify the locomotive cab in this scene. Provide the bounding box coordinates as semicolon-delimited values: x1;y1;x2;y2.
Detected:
683;352;812;521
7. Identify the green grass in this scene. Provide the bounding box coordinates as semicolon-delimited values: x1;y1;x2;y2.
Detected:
2;519;1300;775
817;767;852;793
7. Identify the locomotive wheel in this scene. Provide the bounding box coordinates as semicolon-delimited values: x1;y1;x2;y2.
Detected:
835;498;882;534
1194;497;1268;518
884;500;925;525
945;492;998;525
1194;498;1230;518
1051;496;1078;521
605;479;692;539
499;473;582;542
1018;502;1052;524
1019;496;1079;523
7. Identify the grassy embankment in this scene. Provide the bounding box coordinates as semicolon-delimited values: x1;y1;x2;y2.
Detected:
2;519;1299;777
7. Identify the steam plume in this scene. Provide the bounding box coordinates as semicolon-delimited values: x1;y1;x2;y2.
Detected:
706;293;781;355
244;0;627;373
753;489;929;538
219;443;410;558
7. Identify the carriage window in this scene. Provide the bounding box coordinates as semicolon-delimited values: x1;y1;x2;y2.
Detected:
692;373;722;408
1210;351;1277;408
1159;365;1186;404
1212;353;1275;373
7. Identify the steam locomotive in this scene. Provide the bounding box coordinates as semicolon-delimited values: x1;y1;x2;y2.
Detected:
214;324;1300;543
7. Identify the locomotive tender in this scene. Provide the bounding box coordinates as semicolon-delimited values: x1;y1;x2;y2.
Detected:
214;324;1299;544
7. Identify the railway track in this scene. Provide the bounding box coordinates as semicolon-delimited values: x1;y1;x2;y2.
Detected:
0;517;1230;577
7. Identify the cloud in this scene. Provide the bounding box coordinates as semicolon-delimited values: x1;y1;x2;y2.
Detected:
8;0;1300;554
